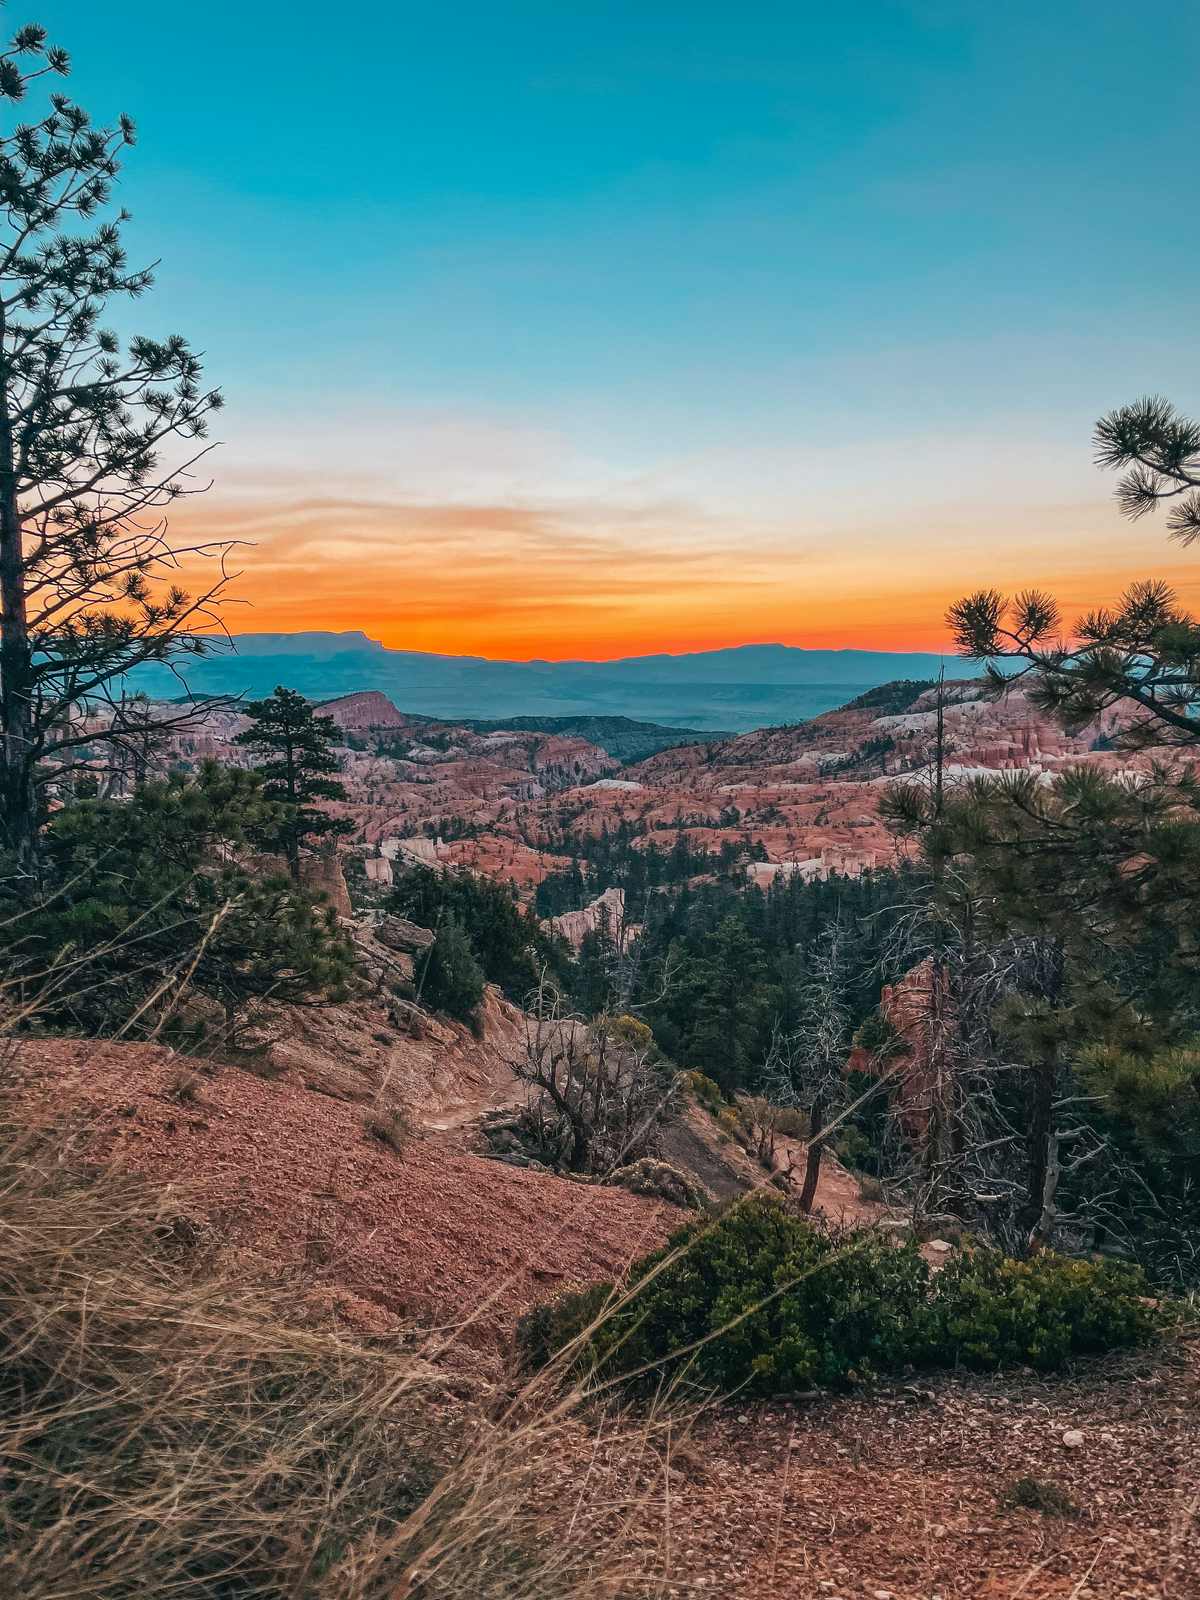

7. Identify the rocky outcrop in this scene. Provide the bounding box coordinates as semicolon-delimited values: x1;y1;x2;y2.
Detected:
299;854;353;917
375;915;436;956
549;886;628;951
847;956;955;1138
318;691;410;731
109;681;1186;917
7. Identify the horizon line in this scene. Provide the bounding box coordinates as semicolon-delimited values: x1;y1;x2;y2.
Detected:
220;628;963;668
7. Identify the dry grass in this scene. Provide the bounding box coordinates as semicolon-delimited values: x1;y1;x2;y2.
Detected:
0;1103;668;1598
364;1103;413;1154
166;1063;205;1102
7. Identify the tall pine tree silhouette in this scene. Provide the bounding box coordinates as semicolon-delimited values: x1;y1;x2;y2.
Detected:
0;19;231;881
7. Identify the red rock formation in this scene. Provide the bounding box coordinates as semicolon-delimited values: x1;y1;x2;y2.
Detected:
318;691;412;731
847;956;955;1139
93;681;1191;908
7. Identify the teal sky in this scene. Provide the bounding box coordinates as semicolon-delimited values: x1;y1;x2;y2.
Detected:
30;0;1200;656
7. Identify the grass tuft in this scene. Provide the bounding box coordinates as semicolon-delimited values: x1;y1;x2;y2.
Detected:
1001;1475;1080;1518
365;1103;414;1154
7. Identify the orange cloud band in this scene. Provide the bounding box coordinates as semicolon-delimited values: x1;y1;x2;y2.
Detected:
161;490;1200;660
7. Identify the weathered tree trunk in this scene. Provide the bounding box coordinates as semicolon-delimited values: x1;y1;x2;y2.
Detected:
798;1094;825;1213
1021;1052;1057;1245
283;736;301;881
1021;943;1065;1248
921;952;957;1212
1028;1125;1061;1252
0;383;36;883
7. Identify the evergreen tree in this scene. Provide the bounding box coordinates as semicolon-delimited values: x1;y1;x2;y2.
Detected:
949;579;1200;750
5;760;353;1032
1095;394;1200;544
415;915;485;1025
0;20;231;881
234;687;353;880
387;862;567;1004
683;916;774;1094
573;909;619;1016
929;398;1200;1268
885;759;1200;1270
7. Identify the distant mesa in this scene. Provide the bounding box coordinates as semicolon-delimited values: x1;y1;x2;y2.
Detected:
318;690;412;732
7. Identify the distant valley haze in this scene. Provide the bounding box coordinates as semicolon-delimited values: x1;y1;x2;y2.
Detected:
131;630;986;731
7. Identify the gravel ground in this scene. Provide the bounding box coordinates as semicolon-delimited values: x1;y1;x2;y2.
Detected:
550;1344;1200;1599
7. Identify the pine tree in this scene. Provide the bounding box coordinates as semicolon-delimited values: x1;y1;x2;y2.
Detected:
415;915;485;1024
574;909;619;1016
1094;394;1200;544
234;687;353;880
7;760;353;1032
948;398;1200;751
0;20;231;881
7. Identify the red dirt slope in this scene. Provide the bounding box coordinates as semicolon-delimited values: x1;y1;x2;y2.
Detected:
10;1038;677;1344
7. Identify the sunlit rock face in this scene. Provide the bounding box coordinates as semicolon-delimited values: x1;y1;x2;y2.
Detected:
548;886;630;951
318;691;414;731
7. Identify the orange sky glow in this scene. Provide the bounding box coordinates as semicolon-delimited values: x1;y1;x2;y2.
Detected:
168;488;1200;662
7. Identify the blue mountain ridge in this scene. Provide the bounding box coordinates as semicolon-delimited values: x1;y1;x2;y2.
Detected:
128;633;986;732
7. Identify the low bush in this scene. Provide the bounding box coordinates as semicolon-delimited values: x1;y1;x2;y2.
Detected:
520;1191;935;1394
520;1191;1165;1396
683;1070;725;1117
932;1247;1161;1371
772;1105;810;1140
1000;1476;1078;1518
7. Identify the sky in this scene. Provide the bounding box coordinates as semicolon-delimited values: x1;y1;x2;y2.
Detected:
35;0;1200;659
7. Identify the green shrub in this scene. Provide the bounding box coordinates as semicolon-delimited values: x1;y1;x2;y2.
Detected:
932;1248;1160;1371
852;1008;907;1060
683;1069;725;1116
833;1125;873;1169
518;1282;615;1375
519;1193;1165;1396
519;1191;934;1394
